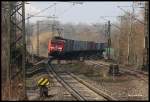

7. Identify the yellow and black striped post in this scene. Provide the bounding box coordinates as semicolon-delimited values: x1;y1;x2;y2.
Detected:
38;78;50;86
38;78;49;97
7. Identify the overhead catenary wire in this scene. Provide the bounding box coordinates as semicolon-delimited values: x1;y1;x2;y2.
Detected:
58;5;75;17
17;3;56;24
117;6;145;25
118;5;144;8
58;2;83;17
27;3;56;18
50;2;82;37
25;2;82;25
27;2;78;36
100;17;121;30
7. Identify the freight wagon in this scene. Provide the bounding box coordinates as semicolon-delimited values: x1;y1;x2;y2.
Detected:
48;36;107;60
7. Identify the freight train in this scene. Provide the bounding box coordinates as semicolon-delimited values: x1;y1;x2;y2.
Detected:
48;36;107;60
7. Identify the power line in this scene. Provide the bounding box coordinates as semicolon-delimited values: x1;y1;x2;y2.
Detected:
50;2;82;37
117;6;145;25
27;3;56;18
17;3;56;24
118;5;144;8
58;2;83;17
58;5;75;16
28;15;58;19
100;17;121;30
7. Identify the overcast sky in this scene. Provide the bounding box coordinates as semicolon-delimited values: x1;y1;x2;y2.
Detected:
25;1;143;24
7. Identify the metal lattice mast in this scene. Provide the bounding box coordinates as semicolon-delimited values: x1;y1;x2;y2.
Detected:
9;1;26;100
22;1;26;98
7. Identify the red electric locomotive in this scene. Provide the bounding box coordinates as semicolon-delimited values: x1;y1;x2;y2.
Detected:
48;36;107;59
48;36;65;56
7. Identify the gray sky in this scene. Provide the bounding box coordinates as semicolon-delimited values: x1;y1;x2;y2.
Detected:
25;1;143;24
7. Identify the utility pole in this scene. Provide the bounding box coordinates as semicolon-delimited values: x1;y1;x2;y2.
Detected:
27;14;30;47
52;15;56;38
27;13;33;63
52;4;56;38
100;16;122;62
30;25;34;62
36;20;43;56
118;16;123;64
143;1;149;70
104;23;107;38
127;2;134;65
127;12;131;65
37;21;40;56
104;23;107;60
132;2;135;64
27;13;30;63
107;20;111;60
52;18;54;38
49;19;51;39
146;2;149;69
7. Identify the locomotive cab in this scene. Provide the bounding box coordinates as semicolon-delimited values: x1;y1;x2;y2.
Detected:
48;37;65;56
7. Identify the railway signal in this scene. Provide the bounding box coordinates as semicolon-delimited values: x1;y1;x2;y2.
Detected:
38;77;50;97
38;77;50;86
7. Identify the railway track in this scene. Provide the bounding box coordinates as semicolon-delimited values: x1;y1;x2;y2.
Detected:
86;60;148;82
26;59;49;78
47;63;116;101
33;59;48;65
26;60;49;91
26;59;148;101
28;58;148;101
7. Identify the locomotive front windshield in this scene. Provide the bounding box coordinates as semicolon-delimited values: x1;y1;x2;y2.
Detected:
51;40;64;45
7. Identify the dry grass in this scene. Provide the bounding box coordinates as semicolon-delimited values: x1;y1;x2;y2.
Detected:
2;82;10;100
57;62;129;83
2;74;26;101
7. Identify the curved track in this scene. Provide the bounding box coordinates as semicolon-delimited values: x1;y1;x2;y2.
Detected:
26;59;116;100
47;63;116;101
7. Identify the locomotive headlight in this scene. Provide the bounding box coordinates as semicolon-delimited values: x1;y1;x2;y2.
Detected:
58;47;62;50
50;46;54;49
58;47;63;51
